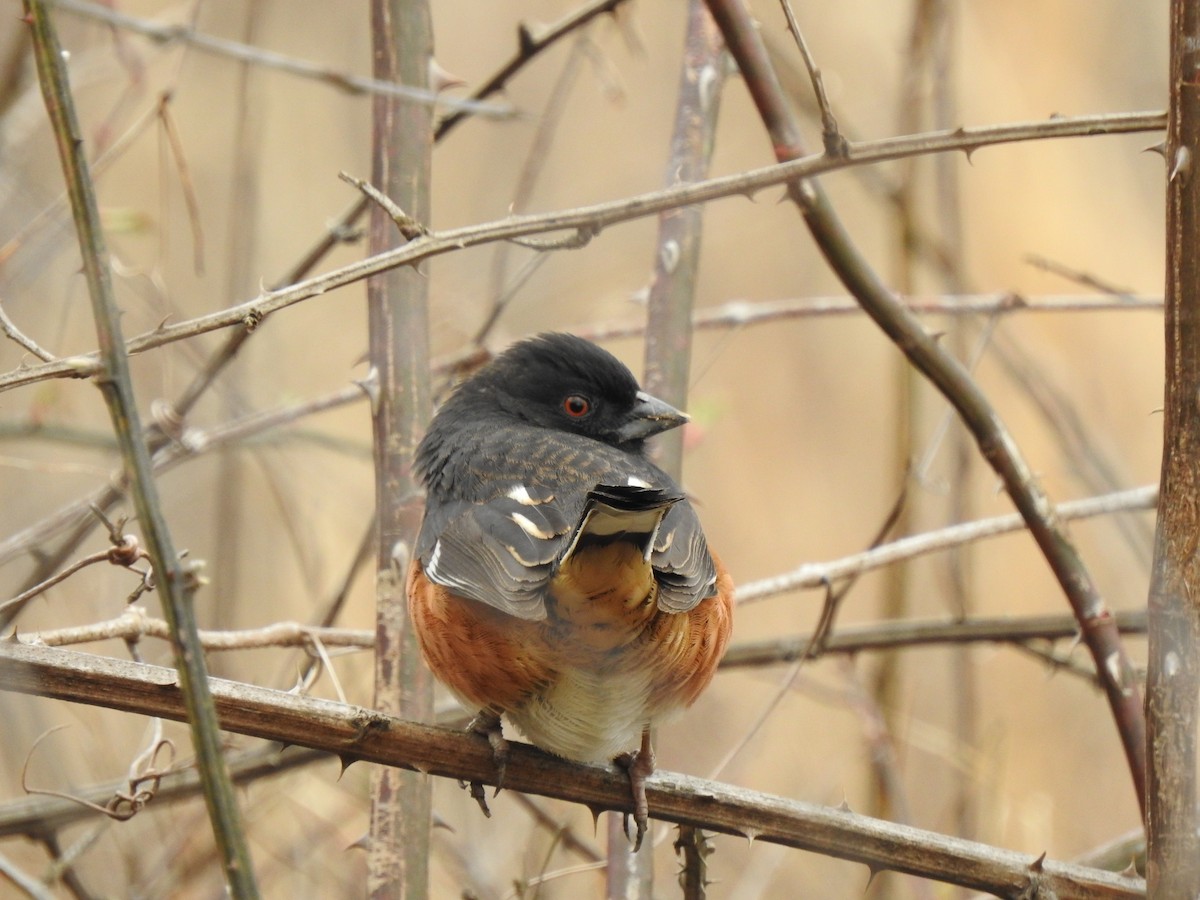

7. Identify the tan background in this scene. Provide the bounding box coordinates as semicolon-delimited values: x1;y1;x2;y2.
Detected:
0;1;1165;896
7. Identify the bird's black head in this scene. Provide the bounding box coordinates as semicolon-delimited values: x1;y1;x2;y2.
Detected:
448;333;687;448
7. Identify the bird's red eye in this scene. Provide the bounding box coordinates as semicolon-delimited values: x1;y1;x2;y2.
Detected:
563;395;590;417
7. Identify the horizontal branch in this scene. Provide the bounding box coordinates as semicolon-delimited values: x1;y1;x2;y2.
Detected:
738;484;1157;603
0;110;1163;395
24;606;1148;665
0;641;1144;898
721;609;1148;669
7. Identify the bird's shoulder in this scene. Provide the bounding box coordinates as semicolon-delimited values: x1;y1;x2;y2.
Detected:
419;415;671;508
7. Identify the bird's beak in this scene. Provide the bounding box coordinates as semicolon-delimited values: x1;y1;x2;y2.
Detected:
617;390;689;442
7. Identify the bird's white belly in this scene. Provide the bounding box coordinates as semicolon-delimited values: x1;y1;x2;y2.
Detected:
509;666;675;764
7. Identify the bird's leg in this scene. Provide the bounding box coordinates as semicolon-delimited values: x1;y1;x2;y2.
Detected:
465;710;509;816
614;727;655;851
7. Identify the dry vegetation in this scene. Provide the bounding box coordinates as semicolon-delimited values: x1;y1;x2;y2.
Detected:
0;0;1180;897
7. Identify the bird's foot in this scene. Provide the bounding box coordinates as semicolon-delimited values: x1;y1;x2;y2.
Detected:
614;729;655;852
464;710;508;816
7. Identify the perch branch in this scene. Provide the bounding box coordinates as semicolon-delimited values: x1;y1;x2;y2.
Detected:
0;641;1146;899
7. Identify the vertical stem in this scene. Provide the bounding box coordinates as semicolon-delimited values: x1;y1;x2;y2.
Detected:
611;4;725;895
22;3;259;896
1147;0;1200;892
928;0;978;850
366;1;434;897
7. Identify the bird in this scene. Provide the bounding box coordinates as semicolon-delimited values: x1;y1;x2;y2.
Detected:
406;332;733;849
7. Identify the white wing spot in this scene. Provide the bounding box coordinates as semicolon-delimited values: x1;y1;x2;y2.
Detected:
427;539;443;577
511;511;556;540
507;484;536;505
627;476;652;488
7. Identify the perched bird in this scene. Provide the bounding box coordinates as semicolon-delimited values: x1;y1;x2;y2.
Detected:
407;332;733;847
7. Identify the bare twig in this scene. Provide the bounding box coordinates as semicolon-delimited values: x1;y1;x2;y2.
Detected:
0;850;55;900
0;301;56;361
776;1;846;156
721;609;1148;668
46;0;510;117
0;744;325;839
435;0;631;135
0;525;147;621
21;725;174;821
738;484;1157;603
0;110;1165;395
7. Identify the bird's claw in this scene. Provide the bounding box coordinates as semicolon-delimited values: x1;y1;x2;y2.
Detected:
468;710;509;795
614;733;655;852
465;779;491;817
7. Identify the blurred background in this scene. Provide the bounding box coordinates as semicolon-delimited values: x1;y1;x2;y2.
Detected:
0;0;1166;896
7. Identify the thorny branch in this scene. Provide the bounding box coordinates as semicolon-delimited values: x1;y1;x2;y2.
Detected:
0;111;1164;395
0;642;1147;900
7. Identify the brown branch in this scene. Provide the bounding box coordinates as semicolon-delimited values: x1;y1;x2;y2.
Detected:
0;111;1165;395
721;610;1148;668
365;0;434;895
702;0;1148;817
0;641;1147;899
1146;0;1200;891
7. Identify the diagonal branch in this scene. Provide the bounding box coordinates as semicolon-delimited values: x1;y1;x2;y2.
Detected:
702;0;1148;817
46;0;510;117
21;2;259;895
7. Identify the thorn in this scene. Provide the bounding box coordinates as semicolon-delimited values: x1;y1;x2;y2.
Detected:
1028;851;1047;873
740;826;761;847
1119;858;1140;878
587;804;604;834
865;864;885;889
517;22;537;56
837;797;852;813
1170;145;1192;183
338;754;357;777
1144;139;1168;158
346;832;370;851
354;366;381;415
466;780;492;817
428;58;465;93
